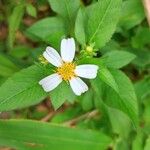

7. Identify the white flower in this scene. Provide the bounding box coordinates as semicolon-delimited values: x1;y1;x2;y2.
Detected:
39;38;99;96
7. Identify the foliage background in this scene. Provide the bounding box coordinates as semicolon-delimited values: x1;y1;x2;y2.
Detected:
0;0;150;150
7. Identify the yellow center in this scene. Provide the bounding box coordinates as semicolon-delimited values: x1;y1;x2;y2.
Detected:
57;62;76;81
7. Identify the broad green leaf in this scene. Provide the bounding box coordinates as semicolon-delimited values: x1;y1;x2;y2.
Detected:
99;66;119;93
26;4;37;18
0;54;19;77
0;120;111;150
87;0;122;48
8;3;25;50
26;17;66;48
48;0;80;34
119;0;145;30
105;69;138;126
103;51;136;69
50;81;76;109
75;8;86;45
0;65;47;111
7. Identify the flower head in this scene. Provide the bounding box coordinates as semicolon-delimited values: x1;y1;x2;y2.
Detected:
39;38;99;96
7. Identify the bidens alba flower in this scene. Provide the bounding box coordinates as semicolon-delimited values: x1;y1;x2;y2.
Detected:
39;38;99;96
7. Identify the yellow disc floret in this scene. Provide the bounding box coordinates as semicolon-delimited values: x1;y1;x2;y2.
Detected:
57;62;76;81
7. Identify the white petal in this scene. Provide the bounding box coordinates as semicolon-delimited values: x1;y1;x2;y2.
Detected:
75;64;99;79
39;73;62;92
69;77;88;96
60;38;75;62
43;46;63;67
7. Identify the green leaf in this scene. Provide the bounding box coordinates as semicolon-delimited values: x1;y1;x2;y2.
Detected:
87;0;122;48
131;27;150;49
99;66;119;93
75;8;86;45
0;65;47;111
10;45;30;58
103;51;136;69
105;106;131;138
132;130;144;150
26;17;66;48
144;137;150;150
0;54;19;77
135;76;150;101
105;69;138;126
8;3;25;50
26;4;37;18
132;49;150;69
48;0;80;19
0;120;111;150
50;81;76;109
119;0;145;30
80;89;94;111
48;0;80;34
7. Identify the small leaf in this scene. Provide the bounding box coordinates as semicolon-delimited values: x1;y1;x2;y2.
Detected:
105;69;138;126
99;66;119;93
0;53;19;77
104;51;136;69
50;81;76;109
119;0;145;30
26;17;66;48
87;0;122;48
80;89;94;111
26;4;37;18
0;65;48;111
8;3;25;50
131;27;150;49
75;8;86;45
0;120;112;150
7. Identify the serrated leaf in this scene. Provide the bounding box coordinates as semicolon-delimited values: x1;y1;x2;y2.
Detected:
87;0;122;48
0;65;47;111
105;69;138;126
50;81;76;109
99;66;119;93
103;51;136;69
0;120;112;150
26;17;66;48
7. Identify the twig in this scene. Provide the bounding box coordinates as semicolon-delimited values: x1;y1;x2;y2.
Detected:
62;110;99;126
142;0;150;26
41;111;56;122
